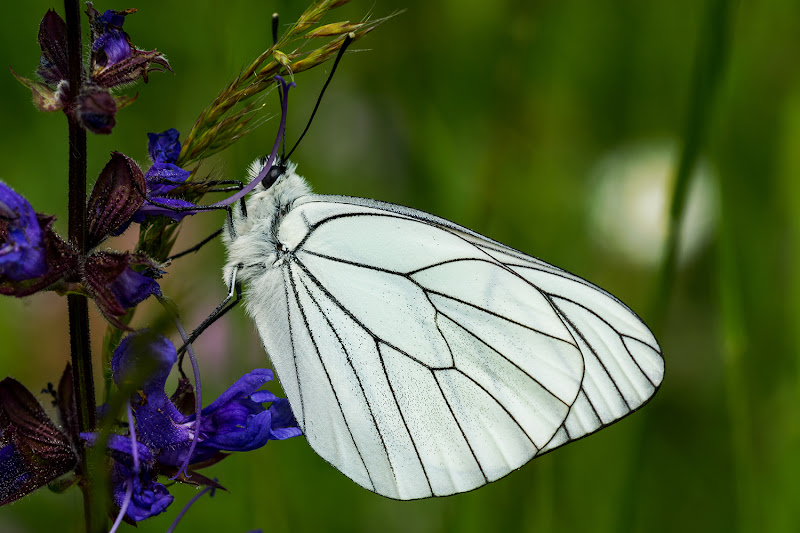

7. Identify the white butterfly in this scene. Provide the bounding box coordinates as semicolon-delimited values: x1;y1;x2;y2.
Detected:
222;159;664;500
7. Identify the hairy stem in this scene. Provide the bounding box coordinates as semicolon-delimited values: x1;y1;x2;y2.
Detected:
63;0;100;531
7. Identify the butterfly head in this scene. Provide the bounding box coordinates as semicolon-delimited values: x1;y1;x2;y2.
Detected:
222;158;311;288
247;156;289;193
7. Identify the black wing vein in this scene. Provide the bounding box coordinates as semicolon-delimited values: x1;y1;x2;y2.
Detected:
295;269;400;491
290;270;377;492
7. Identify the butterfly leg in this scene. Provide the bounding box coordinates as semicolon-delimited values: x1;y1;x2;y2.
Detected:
167;228;224;261
176;264;243;368
162;182;249;261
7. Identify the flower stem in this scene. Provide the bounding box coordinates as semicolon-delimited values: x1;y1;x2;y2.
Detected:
63;0;100;531
649;0;734;330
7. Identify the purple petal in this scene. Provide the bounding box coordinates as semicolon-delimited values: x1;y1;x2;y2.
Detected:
132;197;200;222
200;369;274;415
108;266;161;310
112;463;173;522
145;163;191;196
250;390;279;404
112;332;180;408
112;333;190;451
147;129;181;164
93;31;133;68
81;433;154;466
0;182;47;281
198;409;274;452
267;398;301;440
100;9;128;28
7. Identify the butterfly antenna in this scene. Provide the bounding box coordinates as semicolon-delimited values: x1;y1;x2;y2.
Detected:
285;32;355;161
272;13;288;163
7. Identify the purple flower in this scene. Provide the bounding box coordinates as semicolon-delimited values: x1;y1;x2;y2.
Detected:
13;8;169;132
113;331;300;467
92;10;134;69
86;5;171;89
133;129;199;222
194;374;302;453
0;182;47;281
114;464;173;522
106;434;174;521
148;128;181;164
82;432;174;522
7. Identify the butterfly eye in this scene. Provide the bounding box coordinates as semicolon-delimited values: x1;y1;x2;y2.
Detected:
261;162;287;189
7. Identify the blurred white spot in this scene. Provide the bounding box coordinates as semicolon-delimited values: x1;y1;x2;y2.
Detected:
588;141;717;267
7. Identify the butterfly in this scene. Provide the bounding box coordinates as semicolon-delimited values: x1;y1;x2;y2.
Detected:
220;158;664;500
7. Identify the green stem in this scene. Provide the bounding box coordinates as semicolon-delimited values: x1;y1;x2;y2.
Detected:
63;0;101;531
616;1;736;531
650;0;735;330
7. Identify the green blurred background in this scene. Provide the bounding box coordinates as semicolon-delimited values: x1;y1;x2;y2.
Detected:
1;0;799;531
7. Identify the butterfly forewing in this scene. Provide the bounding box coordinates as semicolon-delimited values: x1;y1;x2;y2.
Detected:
242;191;662;500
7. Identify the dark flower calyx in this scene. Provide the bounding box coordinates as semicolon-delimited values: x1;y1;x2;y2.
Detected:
36;9;69;85
0;377;77;506
86;152;146;246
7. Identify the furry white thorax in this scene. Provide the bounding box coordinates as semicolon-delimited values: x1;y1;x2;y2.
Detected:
222;160;311;288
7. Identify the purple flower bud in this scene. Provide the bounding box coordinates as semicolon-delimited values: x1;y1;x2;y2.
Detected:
148;128;181;164
109;265;162;309
84;253;161;328
78;86;118;135
0;182;48;281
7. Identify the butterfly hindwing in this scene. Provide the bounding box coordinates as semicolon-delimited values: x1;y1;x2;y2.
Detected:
246;194;662;500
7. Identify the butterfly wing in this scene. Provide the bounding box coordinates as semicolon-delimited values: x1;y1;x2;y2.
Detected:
250;195;663;500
